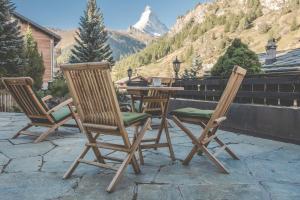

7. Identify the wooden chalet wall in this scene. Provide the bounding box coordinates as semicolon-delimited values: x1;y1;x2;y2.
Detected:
19;22;55;84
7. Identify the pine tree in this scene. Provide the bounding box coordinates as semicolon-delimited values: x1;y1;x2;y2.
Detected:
70;0;114;65
211;38;261;76
0;0;24;77
181;56;203;80
23;27;45;90
190;57;203;78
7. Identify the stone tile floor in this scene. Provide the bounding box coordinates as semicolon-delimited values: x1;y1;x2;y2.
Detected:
0;112;300;200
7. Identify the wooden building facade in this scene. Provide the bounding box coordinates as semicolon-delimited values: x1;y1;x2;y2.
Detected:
13;12;61;88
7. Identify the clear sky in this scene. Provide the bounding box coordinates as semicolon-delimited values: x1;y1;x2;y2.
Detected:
12;0;207;30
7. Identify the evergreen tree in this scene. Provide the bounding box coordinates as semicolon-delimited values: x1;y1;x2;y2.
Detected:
182;69;190;80
181;56;203;80
49;71;69;98
70;0;114;65
0;0;24;77
211;38;261;76
23;27;45;90
230;16;240;32
239;17;251;30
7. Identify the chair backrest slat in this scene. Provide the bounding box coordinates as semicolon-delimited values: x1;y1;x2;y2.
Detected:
212;66;246;119
2;77;49;119
61;62;125;136
144;77;174;112
202;66;246;139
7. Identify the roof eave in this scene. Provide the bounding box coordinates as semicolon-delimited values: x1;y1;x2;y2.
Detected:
13;11;61;45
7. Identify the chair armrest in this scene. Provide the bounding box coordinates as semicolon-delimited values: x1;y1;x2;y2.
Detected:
41;95;53;102
47;98;73;114
213;116;227;125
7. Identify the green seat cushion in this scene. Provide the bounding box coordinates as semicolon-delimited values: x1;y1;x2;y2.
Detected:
51;106;72;122
122;112;149;126
171;107;214;119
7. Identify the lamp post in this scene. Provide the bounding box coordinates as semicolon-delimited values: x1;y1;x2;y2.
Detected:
173;57;181;79
127;67;133;82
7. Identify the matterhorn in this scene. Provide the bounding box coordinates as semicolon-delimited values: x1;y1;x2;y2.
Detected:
133;5;169;37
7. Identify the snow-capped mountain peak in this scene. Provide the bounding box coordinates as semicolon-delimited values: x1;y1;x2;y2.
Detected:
133;5;168;37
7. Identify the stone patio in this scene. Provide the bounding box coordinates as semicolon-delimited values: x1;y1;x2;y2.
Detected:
0;112;299;200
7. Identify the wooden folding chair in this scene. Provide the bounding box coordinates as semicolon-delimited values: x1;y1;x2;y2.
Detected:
171;66;247;173
1;77;82;143
137;77;175;164
61;62;151;193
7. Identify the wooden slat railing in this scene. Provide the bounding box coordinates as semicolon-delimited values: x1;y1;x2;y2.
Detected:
129;72;300;107
0;90;18;112
172;72;300;107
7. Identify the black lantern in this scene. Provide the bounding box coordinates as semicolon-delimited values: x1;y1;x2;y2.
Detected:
127;67;133;81
173;57;181;78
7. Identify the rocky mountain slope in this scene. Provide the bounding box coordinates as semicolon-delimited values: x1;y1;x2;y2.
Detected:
113;0;300;80
54;29;147;63
133;5;169;37
54;5;170;63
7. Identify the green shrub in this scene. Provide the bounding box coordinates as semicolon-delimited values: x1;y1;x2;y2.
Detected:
48;72;69;98
211;38;261;77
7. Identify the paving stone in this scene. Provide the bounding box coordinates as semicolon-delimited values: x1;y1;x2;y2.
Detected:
261;181;300;200
59;174;135;200
8;137;37;145
0;152;10;165
154;159;256;185
51;137;85;147
137;184;183;200
0;129;16;140
0;141;54;159
5;156;42;173
244;147;300;183
0;172;79;200
179;184;265;200
142;150;175;166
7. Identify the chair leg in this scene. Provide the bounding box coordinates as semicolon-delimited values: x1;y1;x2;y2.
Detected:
129;130;141;173
63;145;91;179
182;145;198;165
138;145;144;165
34;125;59;143
167;119;173;128
164;122;175;161
106;118;150;193
154;118;165;150
214;137;239;160
200;145;229;174
131;155;141;174
106;152;132;193
134;126;145;165
86;132;105;164
12;124;32;139
172;116;233;173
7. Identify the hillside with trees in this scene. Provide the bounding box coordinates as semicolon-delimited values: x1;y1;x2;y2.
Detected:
113;0;300;80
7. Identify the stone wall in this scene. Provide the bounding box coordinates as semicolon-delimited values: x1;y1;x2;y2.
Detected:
169;98;300;144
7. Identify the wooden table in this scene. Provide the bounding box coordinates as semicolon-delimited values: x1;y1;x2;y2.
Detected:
125;86;184;163
126;86;184;112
